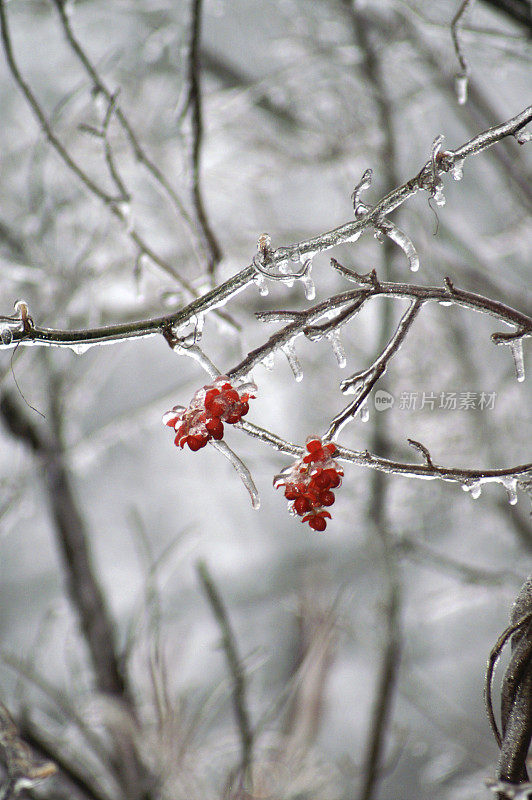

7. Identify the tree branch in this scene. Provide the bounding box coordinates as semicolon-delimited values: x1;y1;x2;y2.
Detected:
196;561;253;784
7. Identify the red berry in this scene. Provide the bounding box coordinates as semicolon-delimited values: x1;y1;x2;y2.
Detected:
205;394;226;417
306;439;323;453
239;402;249;416
205;418;224;439
204;388;220;407
222;388;240;403
323;468;341;488
187;435;208;451
308;515;327;532
319;490;335;507
312;470;331;490
284;487;299;500
294;496;312;515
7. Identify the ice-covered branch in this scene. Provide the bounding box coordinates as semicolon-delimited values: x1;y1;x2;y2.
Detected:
49;0;200;250
450;0;476;104
228;270;530;385
324;300;422;440
238;417;532;506
0;87;528;351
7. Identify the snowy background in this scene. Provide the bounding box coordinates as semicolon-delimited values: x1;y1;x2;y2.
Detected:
0;1;531;798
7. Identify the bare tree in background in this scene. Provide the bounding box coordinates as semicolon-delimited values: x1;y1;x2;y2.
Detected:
0;1;530;798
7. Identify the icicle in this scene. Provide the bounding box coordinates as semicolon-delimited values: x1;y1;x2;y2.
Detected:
68;342;93;355
254;273;269;297
451;159;464;181
261;352;275;370
462;480;482;499
209;440;260;509
510;338;525;382
360;402;369;423
501;477;518;506
432;183;446;207
347;229;363;245
301;272;315;300
374;229;386;243
382;222;420;272
455;73;468;105
282;341;303;382
327;330;347;368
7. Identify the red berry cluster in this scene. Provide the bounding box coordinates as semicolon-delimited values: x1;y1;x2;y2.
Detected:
275;438;343;531
163;377;256;451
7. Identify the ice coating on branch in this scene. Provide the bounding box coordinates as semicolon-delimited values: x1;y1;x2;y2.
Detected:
209;439;260;510
455;73;468;105
514;130;532;144
261;352;275;370
68;342;93;355
327;330;347;368
451;159;464;181
432;183;446;207
383;223;420;272
282;341;303;382
510;338;525;382
254;273;269;297
462;480;482;499
501;477;518;506
301;271;316;301
347;230;363;245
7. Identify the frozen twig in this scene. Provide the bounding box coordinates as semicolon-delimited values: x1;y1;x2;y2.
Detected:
486;578;532;795
0;0;233;309
0;107;529;350
0;1;118;206
407;438;434;468
196;561;253;782
178;0;222;275
352;167;420;272
451;0;476;104
208;439;260;509
238;418;532;503
49;0;200;250
325;300;422;440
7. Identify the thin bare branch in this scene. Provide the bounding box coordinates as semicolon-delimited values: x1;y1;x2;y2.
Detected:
196;561;253;782
49;0;199;246
178;0;222;276
0;390;131;704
